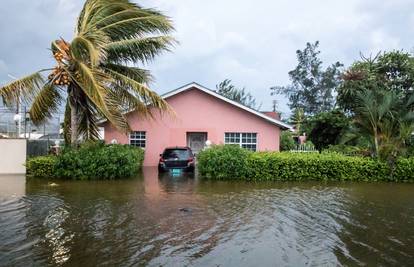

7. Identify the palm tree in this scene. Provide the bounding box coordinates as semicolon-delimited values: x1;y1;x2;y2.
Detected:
352;89;414;161
0;0;175;144
290;107;305;135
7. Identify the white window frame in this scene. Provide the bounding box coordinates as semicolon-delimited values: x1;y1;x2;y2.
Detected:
129;131;146;149
224;132;257;151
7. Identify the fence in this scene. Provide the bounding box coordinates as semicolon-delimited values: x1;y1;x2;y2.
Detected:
290;143;318;153
0;106;63;138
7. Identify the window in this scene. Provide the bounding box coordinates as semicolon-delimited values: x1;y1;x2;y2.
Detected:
129;131;146;148
224;132;257;151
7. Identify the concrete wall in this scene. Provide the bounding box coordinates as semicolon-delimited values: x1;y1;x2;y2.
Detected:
0;139;27;174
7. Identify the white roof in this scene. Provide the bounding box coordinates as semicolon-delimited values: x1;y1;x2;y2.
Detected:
162;82;292;130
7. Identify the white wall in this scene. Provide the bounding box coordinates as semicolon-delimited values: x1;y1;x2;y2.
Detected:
0;139;26;174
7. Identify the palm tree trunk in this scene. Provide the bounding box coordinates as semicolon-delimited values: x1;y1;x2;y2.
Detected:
70;101;78;145
68;84;78;146
374;131;379;158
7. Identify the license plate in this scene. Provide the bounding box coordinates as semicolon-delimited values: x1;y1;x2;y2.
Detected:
170;168;182;175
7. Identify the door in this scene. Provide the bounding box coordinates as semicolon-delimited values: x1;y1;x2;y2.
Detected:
187;132;207;155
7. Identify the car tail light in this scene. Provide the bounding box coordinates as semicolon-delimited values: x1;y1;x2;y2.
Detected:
188;157;194;163
159;157;164;163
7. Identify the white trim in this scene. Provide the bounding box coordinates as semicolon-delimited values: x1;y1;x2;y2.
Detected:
162;82;292;130
129;131;146;148
224;132;258;151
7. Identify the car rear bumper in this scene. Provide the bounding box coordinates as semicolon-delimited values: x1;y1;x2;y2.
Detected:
158;163;195;172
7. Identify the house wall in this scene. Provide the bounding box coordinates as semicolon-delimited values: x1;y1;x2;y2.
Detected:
104;88;281;166
0;139;27;174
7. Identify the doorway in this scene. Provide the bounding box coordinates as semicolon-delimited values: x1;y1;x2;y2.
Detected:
186;132;207;155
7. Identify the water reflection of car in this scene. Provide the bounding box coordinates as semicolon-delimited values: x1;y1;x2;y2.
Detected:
158;147;195;173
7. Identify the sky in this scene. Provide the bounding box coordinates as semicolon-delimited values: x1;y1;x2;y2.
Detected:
1;0;414;117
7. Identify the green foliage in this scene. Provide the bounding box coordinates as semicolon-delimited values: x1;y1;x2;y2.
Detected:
393;158;414;182
271;41;343;115
197;145;251;179
197;145;414;182
26;156;57;178
216;79;260;109
338;51;414;113
307;110;350;151
323;144;370;157
290;107;305;134
280;131;296;151
27;143;144;180
55;142;144;180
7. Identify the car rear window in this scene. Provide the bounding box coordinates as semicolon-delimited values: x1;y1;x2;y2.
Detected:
163;149;191;159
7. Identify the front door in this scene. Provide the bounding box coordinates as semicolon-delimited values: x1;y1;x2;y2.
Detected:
187;132;207;155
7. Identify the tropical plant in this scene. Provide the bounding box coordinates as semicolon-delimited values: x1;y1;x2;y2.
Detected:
290;107;305;134
349;89;414;162
271;41;343;115
216;79;260;109
280;131;296;151
306;109;349;151
0;0;175;145
338;51;414;113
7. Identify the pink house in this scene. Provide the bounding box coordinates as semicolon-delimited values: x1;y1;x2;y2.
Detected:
103;82;292;166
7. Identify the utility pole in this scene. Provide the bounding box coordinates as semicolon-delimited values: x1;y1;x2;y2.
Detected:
8;74;21;138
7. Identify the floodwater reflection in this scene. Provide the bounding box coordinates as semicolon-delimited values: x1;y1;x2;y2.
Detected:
1;169;414;266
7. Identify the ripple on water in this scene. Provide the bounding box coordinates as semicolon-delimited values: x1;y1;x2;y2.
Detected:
1;176;414;267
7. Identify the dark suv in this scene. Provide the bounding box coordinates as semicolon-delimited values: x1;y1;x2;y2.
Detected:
158;147;195;172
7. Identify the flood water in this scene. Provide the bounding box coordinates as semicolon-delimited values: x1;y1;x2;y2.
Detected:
1;168;414;267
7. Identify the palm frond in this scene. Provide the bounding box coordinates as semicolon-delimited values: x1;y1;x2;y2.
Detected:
71;62;130;133
0;72;44;106
76;93;101;140
105;36;175;63
29;83;63;125
102;63;152;83
100;15;174;40
106;68;169;111
70;35;103;66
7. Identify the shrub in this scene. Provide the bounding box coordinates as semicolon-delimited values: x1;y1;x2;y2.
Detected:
55;142;144;180
280;131;296;151
26;142;144;180
197;145;250;179
393;158;414;182
245;152;389;181
26;156;57;178
197;146;409;182
323;144;370;157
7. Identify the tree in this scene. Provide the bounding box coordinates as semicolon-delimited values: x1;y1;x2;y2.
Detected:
338;51;414;113
0;0;175;145
349;89;414;162
289;107;305;134
271;41;343;115
216;79;260;109
280;131;296;151
306;109;349;151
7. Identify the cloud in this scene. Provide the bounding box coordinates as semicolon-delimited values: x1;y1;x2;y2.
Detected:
1;0;413;116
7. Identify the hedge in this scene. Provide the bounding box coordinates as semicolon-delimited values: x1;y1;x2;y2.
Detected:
197;145;413;182
26;143;144;180
26;156;57;178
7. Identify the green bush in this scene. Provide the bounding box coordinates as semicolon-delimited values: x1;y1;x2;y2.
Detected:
27;142;144;180
323;144;370;157
197;145;414;182
197;145;251;179
280;131;296;151
55;142;144;180
26;156;57;178
393;158;414;182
